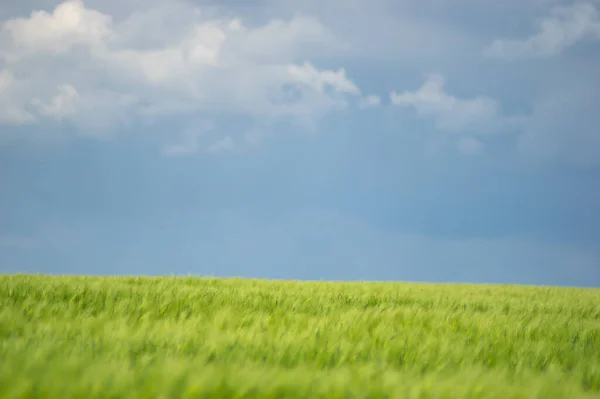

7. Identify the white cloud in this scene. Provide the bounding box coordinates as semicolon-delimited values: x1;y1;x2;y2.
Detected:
287;62;359;94
0;0;361;147
100;20;233;89
37;84;81;121
0;69;36;124
390;74;503;133
230;16;345;63
1;0;112;59
484;2;600;59
268;0;475;63
359;95;381;109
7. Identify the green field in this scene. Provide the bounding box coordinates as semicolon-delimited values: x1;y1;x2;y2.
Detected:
1;274;599;398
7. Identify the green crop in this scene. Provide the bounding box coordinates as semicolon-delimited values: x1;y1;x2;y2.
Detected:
1;274;599;398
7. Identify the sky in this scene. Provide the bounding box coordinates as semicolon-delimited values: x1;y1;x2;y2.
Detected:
1;0;600;287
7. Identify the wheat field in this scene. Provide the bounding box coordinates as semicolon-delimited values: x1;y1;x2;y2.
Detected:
1;274;599;398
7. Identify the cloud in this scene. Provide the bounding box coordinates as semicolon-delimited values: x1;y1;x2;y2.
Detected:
359;95;381;109
0;0;361;146
36;84;81;121
1;0;113;59
270;0;475;63
0;69;36;124
1;0;598;164
390;74;504;133
484;2;600;59
287;62;359;94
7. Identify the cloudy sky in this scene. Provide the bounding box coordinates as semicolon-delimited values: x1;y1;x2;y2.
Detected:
1;0;599;287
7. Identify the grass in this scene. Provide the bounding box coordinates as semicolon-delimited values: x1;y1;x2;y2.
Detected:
1;274;599;398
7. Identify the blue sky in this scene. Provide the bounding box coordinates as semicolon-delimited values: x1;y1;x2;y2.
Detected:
1;0;600;287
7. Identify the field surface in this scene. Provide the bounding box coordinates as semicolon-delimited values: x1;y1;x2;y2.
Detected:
1;274;599;398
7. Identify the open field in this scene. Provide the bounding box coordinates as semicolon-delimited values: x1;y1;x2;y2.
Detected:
1;274;599;398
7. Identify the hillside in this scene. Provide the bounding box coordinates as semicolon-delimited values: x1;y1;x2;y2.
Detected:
1;274;599;398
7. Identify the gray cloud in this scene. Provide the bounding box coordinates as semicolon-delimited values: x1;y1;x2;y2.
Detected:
484;2;600;59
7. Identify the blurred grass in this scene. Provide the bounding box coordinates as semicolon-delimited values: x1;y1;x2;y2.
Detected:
1;274;599;398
